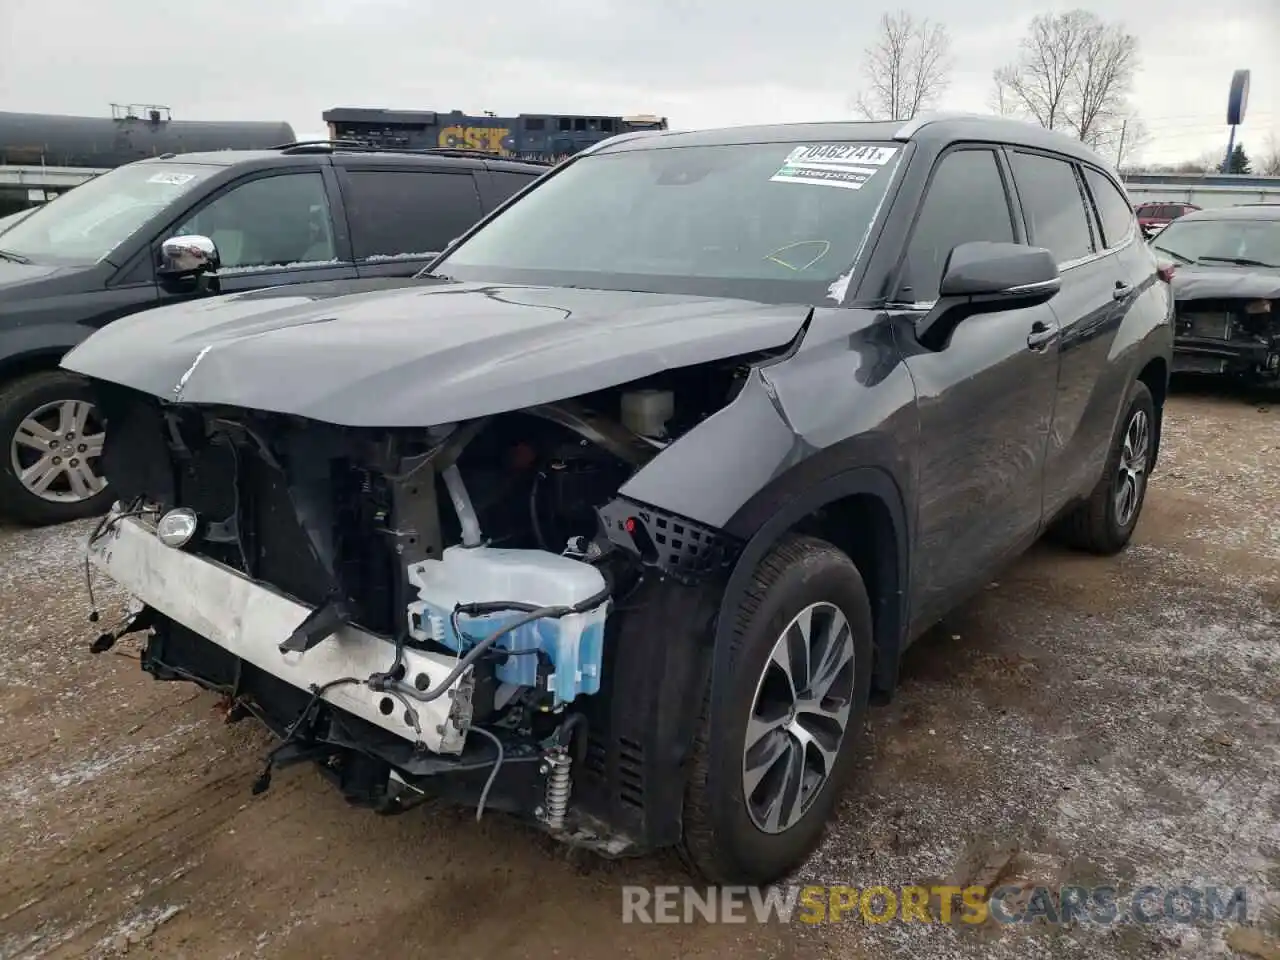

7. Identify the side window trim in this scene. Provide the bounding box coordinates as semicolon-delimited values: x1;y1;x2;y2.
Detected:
151;165;347;273
319;164;354;262
1071;163;1101;255
890;143;1018;306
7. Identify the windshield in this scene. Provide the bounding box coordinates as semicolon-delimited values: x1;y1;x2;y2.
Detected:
0;208;35;235
1152;217;1280;268
0;162;220;266
432;140;904;302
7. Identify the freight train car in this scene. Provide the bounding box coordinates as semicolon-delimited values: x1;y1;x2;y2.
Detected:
0;105;297;215
0;104;296;170
322;108;668;162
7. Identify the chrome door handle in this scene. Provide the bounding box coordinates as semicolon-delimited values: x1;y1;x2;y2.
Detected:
1027;321;1059;350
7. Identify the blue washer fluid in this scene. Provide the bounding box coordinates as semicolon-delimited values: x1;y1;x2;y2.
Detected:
405;545;610;706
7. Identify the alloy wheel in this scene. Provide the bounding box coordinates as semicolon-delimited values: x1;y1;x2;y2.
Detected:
9;399;108;503
742;601;856;834
1114;408;1150;528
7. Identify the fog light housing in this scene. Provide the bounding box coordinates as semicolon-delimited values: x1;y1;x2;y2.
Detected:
156;508;199;548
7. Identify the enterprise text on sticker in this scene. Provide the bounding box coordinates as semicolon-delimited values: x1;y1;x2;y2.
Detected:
769;144;899;191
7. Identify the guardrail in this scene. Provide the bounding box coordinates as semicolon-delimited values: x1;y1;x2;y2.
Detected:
1121;173;1280;210
0;165;108;188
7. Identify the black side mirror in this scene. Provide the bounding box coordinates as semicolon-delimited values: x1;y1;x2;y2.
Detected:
917;241;1060;347
939;241;1060;299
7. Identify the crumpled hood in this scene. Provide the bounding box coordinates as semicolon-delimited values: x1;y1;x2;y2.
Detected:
1171;265;1280;302
61;280;811;427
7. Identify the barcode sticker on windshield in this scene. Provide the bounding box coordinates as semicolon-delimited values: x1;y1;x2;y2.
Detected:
147;172;196;185
770;144;898;190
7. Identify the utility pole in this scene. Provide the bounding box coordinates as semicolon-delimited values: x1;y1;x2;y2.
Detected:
1115;118;1128;168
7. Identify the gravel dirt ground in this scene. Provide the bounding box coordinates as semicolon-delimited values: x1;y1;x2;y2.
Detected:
0;383;1276;960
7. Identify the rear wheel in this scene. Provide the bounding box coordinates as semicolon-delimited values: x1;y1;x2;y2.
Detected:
680;535;873;884
1054;379;1155;555
0;371;112;526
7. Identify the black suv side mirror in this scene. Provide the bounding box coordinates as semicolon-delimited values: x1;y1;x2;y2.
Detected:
938;241;1060;300
918;241;1060;347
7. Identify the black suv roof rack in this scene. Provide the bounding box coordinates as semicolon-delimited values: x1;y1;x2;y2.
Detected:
268;140;557;165
272;139;372;153
402;147;554;164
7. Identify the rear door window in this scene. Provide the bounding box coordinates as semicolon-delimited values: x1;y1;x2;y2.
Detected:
899;148;1016;302
1083;167;1136;249
341;170;483;260
487;171;541;207
1009;151;1095;264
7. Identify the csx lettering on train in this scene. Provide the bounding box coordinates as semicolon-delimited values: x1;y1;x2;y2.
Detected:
437;125;510;153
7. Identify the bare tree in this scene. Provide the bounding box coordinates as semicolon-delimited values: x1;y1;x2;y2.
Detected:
992;11;1139;149
1168;151;1224;174
854;12;952;122
1259;132;1280;177
1111;114;1149;171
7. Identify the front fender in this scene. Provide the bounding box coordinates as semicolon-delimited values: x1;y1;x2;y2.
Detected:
603;309;918;831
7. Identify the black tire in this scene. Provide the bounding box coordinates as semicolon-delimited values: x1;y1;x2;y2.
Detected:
0;370;113;527
1054;379;1156;555
680;534;873;885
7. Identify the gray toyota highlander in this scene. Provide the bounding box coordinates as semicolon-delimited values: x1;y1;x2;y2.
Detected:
64;114;1173;885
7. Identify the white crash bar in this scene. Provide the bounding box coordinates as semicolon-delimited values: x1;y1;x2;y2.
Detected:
87;516;470;754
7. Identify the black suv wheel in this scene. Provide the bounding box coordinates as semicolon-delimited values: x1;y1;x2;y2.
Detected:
1054;379;1156;554
0;371;112;526
680;535;873;884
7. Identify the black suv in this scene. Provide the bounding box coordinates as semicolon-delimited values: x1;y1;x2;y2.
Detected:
66;116;1172;885
0;143;545;524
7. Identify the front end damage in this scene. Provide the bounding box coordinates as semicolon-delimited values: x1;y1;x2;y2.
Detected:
1172;292;1280;380
83;364;757;854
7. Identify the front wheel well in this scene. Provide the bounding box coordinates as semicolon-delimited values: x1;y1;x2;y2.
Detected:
791;492;903;696
0;350;70;389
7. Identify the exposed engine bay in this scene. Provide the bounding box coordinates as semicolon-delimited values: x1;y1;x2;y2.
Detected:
83;360;754;851
1173;296;1280;380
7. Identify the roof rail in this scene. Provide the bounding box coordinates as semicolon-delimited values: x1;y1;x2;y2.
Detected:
271;139;372;153
390;147;555;164
892;112;992;141
269;141;557;164
396;147;508;160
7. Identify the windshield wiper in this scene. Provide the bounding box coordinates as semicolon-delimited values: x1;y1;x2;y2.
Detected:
0;249;30;264
1195;255;1275;268
1151;246;1192;264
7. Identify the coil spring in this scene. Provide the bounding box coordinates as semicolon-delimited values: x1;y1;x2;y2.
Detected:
543;752;572;831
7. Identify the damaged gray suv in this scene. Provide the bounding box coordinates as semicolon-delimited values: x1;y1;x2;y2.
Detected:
64;115;1173;884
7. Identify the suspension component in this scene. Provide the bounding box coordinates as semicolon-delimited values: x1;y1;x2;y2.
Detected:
542;751;572;831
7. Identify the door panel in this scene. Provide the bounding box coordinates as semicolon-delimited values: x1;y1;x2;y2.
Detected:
1040;254;1123;516
893;146;1060;630
1029;161;1136;519
902;305;1059;628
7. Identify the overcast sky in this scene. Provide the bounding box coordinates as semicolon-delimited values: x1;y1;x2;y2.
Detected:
0;0;1275;167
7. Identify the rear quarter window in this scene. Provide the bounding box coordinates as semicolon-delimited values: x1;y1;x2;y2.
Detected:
1083;167;1136;249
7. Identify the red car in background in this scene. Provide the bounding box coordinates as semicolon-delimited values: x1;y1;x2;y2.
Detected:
1135;201;1200;238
